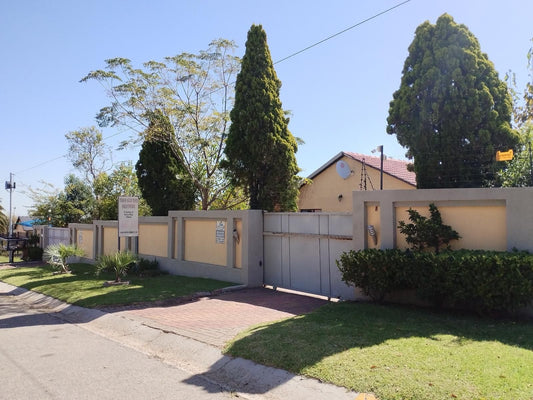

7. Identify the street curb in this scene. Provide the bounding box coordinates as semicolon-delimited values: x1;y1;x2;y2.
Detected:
0;281;358;400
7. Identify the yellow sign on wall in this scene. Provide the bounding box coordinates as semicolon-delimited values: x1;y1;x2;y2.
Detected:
496;149;513;161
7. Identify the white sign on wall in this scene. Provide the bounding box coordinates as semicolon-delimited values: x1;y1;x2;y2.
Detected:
118;196;139;237
215;220;225;244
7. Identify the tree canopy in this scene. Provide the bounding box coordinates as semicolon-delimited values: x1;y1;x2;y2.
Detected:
136;110;197;214
387;14;519;188
223;24;299;211
93;162;151;220
30;174;94;227
81;39;246;210
497;38;533;187
65;127;111;185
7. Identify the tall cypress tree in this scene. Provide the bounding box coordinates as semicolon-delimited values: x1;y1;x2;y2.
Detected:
223;24;299;211
136;110;197;214
387;14;519;188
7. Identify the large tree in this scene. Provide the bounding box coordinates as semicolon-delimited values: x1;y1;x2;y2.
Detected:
223;24;299;211
65;127;111;185
81;39;246;210
136;110;197;214
387;14;519;188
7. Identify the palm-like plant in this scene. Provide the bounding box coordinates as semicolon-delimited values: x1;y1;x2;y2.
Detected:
44;244;85;273
96;251;137;282
0;204;8;235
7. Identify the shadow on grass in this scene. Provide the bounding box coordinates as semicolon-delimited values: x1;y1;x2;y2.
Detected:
225;301;533;365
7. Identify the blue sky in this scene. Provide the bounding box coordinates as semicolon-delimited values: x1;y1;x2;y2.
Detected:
1;0;532;216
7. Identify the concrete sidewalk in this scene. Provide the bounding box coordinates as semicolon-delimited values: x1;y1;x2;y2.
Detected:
0;280;359;400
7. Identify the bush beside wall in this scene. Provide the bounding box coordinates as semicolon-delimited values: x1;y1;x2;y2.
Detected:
337;249;533;315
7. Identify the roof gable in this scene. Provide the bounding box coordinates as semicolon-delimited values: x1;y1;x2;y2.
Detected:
307;151;416;187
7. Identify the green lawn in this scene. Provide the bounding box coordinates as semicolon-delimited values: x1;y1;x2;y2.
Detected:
0;263;237;308
0;253;24;263
225;302;533;400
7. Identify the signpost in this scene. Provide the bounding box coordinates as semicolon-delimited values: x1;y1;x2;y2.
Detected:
118;196;139;251
496;149;513;161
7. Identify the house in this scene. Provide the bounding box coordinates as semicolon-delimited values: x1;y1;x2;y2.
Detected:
298;151;416;212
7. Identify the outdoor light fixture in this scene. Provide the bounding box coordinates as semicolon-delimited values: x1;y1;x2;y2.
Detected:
367;224;378;245
338;194;343;201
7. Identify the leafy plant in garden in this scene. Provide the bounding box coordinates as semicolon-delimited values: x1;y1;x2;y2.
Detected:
96;251;137;283
44;244;85;273
398;203;460;253
337;249;412;302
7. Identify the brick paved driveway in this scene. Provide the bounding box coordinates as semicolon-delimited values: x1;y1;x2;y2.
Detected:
118;288;327;348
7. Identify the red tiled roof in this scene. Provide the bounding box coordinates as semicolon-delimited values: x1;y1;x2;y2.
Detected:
306;151;416;187
343;151;416;186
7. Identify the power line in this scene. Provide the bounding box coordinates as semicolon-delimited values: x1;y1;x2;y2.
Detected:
274;0;412;65
14;128;133;175
12;1;412;178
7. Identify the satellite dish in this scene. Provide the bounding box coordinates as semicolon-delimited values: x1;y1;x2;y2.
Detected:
336;160;351;179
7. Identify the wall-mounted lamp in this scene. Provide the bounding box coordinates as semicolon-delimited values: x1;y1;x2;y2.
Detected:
338;194;343;201
232;228;240;244
367;224;378;245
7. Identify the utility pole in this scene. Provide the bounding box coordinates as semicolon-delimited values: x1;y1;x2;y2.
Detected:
378;145;384;190
4;173;15;262
372;145;384;190
528;140;533;186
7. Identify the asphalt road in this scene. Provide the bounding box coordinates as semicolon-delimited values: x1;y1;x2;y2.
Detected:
0;293;239;400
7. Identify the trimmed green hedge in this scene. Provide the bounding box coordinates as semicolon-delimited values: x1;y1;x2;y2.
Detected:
337;249;533;315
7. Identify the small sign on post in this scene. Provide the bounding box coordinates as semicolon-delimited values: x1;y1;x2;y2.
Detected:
118;197;139;237
496;149;513;161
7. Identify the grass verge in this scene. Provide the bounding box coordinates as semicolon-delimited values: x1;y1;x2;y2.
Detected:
0;263;237;308
0;254;24;263
225;302;533;400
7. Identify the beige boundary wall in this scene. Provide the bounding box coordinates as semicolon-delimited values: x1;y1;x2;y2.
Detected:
68;188;533;300
352;188;533;253
69;210;263;287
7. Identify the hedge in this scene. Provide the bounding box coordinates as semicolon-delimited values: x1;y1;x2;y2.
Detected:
337;249;533;315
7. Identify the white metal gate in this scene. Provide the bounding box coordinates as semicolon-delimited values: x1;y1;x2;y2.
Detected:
41;227;70;248
263;213;355;300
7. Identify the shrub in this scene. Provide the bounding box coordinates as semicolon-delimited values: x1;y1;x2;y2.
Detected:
337;249;411;302
417;250;533;314
44;244;85;273
26;246;43;261
129;257;164;277
398;203;460;253
337;249;533;315
96;251;137;282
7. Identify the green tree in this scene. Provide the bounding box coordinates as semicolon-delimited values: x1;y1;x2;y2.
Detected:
387;14;519;188
94;162;151;220
136;111;197;215
223;24;300;211
499;38;533;187
496;123;533;186
81;39;245;210
506;38;533;126
29;175;94;227
65;127;111;184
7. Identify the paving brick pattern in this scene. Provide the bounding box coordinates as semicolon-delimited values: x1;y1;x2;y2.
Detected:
121;288;327;348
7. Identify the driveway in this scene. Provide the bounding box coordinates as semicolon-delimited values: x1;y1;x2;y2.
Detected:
106;287;328;348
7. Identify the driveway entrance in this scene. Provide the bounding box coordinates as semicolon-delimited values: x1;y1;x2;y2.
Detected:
111;287;327;348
